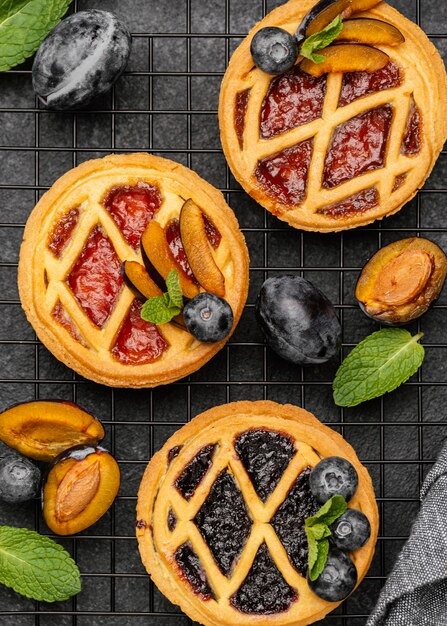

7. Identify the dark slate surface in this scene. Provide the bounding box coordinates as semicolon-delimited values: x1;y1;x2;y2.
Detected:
0;0;446;624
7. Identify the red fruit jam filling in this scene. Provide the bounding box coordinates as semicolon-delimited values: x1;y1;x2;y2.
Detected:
323;105;393;189
48;208;79;257
175;542;214;601
203;213;221;249
230;543;297;614
111;299;167;365
234;430;295;502
168;445;183;464
195;470;252;577
175;444;217;501
255;139;314;205
103;181;162;249
260;66;326;139
393;173;407;192
52;301;85;345
235;89;251;148
68;226;123;328
271;467;318;577
165;218;197;283
401;97;422;156
339;62;402;107
318;187;379;218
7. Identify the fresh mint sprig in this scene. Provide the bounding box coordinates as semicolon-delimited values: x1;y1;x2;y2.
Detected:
300;15;344;64
0;526;81;602
0;0;72;72
141;270;183;325
333;328;425;407
305;495;347;581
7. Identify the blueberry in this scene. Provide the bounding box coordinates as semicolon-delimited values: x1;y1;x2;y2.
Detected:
0;454;41;503
32;10;131;109
309;457;358;504
255;276;341;365
250;27;298;75
330;509;371;551
308;549;357;602
183;293;233;342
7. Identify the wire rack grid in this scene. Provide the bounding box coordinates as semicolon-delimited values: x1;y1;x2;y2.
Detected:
0;0;446;624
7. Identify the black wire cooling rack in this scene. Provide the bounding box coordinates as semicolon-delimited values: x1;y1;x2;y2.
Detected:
0;0;446;624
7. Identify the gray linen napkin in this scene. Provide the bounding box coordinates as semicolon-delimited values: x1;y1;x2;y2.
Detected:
367;441;447;626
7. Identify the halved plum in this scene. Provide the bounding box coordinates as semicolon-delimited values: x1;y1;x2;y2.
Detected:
0;401;105;462
301;44;389;77
356;238;447;324
296;0;352;42
179;200;225;298
122;260;162;300
42;445;120;535
141;221;200;299
336;18;404;46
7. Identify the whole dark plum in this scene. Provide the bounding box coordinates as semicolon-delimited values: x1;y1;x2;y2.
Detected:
256;276;341;365
0;453;41;503
32;10;131;109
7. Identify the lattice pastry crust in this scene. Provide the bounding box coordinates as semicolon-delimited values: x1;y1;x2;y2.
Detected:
18;154;249;387
219;0;447;232
137;401;378;626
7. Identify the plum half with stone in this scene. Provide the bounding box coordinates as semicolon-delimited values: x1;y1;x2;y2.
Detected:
356;238;447;325
250;27;298;75
32;10;131;109
0;453;41;503
183;293;233;342
43;445;120;535
255;275;341;365
308;548;358;602
310;456;359;504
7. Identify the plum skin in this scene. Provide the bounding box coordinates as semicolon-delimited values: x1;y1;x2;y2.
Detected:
32;10;131;109
255;275;342;365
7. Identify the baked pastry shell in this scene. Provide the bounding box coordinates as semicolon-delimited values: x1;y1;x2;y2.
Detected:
137;400;379;626
18;153;249;388
219;0;447;232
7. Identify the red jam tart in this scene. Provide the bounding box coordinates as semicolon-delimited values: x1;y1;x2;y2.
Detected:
137;401;378;626
18;153;249;387
219;0;447;231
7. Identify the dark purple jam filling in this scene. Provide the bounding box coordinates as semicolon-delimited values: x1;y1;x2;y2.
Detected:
167;508;177;532
174;542;214;601
174;444;217;500
235;429;296;502
271;467;318;577
230;542;297;614
168;445;183;464
194;470;252;577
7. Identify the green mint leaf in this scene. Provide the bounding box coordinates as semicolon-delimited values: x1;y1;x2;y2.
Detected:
307;523;331;541
141;296;181;325
300;15;343;63
306;495;347;528
306;526;319;574
333;328;424;407
165;270;183;309
0;0;72;72
0;526;81;602
309;538;329;581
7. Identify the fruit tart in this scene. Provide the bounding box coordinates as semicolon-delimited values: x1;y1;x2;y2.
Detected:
137;400;378;625
18;153;249;387
219;0;447;232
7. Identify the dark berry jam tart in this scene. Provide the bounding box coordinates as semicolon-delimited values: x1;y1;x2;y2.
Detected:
137;401;378;625
18;154;249;387
219;0;447;232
